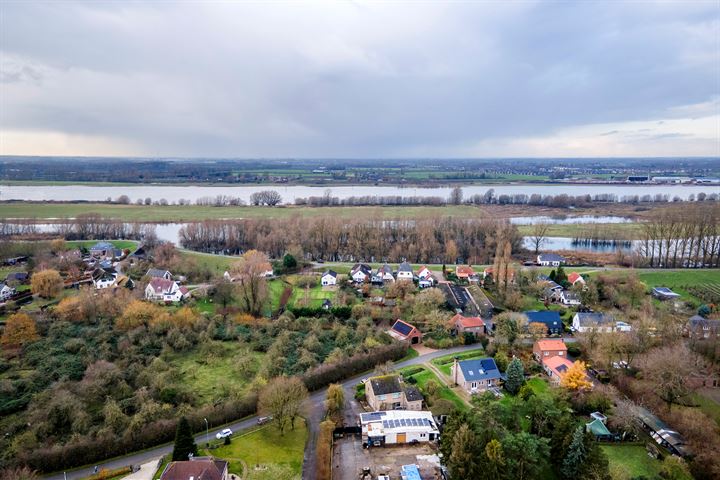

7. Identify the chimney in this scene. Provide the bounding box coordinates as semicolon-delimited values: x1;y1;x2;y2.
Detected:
453;356;459;385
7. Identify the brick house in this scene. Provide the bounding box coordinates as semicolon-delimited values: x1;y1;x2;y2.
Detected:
388;319;422;344
450;313;485;336
533;338;568;362
364;374;424;411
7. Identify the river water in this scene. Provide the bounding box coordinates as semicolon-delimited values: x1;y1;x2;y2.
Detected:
1;183;717;203
5;221;638;253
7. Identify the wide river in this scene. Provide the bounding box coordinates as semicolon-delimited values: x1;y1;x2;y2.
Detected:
0;183;717;203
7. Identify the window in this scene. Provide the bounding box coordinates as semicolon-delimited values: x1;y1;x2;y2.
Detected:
379;395;386;401
471;382;477;388
392;392;401;399
420;433;426;437
559;352;563;356
544;352;548;356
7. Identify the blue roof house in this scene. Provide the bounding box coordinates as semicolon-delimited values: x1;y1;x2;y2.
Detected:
451;357;502;394
525;310;564;335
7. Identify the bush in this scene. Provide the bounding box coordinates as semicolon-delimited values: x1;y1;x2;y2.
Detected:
302;343;407;391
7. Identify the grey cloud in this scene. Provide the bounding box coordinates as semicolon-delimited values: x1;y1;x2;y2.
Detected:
0;1;718;157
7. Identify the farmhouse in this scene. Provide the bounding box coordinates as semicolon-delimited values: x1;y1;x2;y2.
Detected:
160;457;229;480
360;410;439;447
350;263;372;283
450;313;485;336
537;253;566;267
451;357;502;394
321;270;338;286
89;241;123;259
651;287;681;301
145;278;189;302
525;310;564;335
388;319;423;344
364;374;423;411
533;338;567;361
92;267;119;289
146;268;172;280
396;262;414;281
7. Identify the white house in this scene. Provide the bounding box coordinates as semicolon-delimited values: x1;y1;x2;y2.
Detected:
321;270;337;286
145;278;189;302
377;264;395;282
416;266;432;280
360;410;439;447
418;278;434;289
537;253;566;267
350;263;372;283
396;262;414;281
572;312;628;333
92;268;119;289
0;282;15;301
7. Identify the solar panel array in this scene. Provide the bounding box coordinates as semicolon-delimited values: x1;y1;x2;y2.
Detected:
381;417;432;429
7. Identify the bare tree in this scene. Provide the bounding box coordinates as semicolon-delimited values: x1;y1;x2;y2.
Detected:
258;376;309;435
449;186;463;205
530;221;550;255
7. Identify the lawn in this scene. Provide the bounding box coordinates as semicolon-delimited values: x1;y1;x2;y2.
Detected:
685;391;720;426
600;444;663;478
165;342;263;405
399;365;467;411
201;423;307;479
267;279;289;314
431;348;486;376
180;250;237;276
288;283;336;309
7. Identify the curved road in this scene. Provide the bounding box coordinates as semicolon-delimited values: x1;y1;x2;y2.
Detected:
44;344;482;480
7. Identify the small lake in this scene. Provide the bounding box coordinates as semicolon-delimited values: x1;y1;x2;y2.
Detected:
522;236;636;253
510;215;633;225
0;183;716;203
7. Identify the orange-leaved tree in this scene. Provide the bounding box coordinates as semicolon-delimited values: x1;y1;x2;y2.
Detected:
560;360;593;391
1;313;39;350
31;269;63;298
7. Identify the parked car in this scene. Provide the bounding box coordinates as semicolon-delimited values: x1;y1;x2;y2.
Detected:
257;416;273;425
215;428;233;439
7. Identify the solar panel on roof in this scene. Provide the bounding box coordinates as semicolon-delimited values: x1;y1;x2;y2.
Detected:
392;320;413;336
394;419;401;428
383;420;389;428
400;419;406;427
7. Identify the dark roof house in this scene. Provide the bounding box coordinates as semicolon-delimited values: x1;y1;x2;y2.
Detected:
388;319;422;344
456;358;503;383
525;310;563;335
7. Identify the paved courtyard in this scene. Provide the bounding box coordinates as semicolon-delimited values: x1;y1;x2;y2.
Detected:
332;435;442;480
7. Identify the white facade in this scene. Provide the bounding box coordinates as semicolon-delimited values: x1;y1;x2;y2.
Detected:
93;275;117;289
352;270;369;283
0;283;15;301
145;279;186;302
360;410;439;446
321;272;337;286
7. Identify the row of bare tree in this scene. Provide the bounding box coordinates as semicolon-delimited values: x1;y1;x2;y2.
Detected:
179;217;522;263
638;203;720;268
0;215;158;243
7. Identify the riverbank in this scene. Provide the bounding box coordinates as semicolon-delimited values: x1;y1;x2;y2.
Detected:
0;201;668;222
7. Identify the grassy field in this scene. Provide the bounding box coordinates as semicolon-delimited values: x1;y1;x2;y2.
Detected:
165;342;263;404
600;444;663;478
595;269;720;305
686;391;720;426
201;423;307;478
399;365;467;410
516;222;643;238
180;250;237;276
288;283;336;309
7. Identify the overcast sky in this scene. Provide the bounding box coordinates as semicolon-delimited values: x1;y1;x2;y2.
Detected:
1;0;719;158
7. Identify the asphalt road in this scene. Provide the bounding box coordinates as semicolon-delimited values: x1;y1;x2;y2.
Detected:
44;344;482;480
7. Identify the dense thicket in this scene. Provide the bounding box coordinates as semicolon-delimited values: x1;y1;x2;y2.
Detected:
179;217;522;262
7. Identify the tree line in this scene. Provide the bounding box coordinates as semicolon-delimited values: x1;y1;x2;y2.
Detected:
638;203;720;268
179;217;522;263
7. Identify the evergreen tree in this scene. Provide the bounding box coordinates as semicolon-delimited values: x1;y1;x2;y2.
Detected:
282;253;297;270
505;358;525;395
561;426;586;478
548;269;557;281
172;417;197;461
555;265;568;286
448;424;481;480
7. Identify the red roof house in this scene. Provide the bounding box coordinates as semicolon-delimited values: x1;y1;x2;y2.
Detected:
450;313;485;335
388;319;423;344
